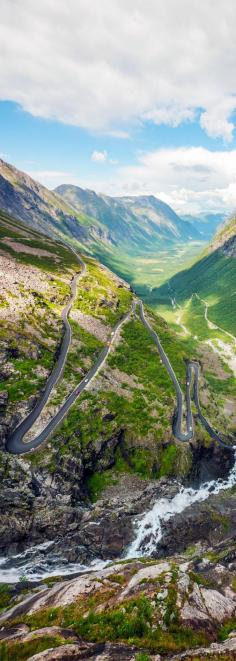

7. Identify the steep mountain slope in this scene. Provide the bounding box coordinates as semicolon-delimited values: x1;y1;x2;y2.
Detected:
150;216;236;336
55;184;201;251
0;158;108;247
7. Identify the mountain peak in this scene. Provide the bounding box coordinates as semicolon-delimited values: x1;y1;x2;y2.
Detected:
0;157;203;270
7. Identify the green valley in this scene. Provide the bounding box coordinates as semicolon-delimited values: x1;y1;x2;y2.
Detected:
150;217;236;336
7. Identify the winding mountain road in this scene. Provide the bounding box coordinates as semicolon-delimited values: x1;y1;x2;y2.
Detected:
6;247;134;454
138;301;234;450
6;246;233;455
139;300;193;442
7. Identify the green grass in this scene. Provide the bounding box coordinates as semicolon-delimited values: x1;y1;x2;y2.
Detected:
0;294;9;307
0;636;68;661
75;258;132;325
0;584;11;613
93;240;206;300
19;591;208;655
0;208;80;275
44;311;192;489
151;248;236;336
204;372;236;396
0;347;55;403
0;340;54;404
108;316;177;395
158;445;178;477
86;471;118;501
219;618;236;641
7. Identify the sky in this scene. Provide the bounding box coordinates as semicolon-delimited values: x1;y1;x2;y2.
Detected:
1;0;236;215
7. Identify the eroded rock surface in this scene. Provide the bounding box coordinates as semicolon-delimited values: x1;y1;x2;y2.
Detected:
1;542;236;660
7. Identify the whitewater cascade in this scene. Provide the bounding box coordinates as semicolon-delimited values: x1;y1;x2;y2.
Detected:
125;451;236;558
1;454;236;582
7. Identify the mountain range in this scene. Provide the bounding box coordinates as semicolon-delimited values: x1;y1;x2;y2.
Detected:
182;211;227;240
55;183;202;249
0;158;216;259
0;158;234;335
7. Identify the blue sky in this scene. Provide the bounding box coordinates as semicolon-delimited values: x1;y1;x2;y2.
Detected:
1;101;233;170
1;1;236;215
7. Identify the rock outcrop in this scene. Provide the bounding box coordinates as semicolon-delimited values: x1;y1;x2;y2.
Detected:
1;542;236;659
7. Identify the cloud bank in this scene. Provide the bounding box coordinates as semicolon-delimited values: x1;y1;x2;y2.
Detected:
117;147;236;214
28;147;236;215
1;0;236;140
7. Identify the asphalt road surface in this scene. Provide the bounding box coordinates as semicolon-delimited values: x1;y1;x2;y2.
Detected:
6;245;233;454
138;301;234;451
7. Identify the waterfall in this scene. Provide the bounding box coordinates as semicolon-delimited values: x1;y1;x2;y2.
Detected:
1;454;235;582
125;451;236;558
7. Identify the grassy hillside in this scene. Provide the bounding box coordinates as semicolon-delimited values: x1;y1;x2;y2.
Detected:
0;209;80;406
0;158;108;250
212;215;236;249
0;208;193;520
0;158;200;255
149;217;236;336
0;208;132;413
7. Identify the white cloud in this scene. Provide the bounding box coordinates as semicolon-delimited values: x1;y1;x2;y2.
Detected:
107;130;130;139
91;150;108;163
143;106;196;128
115;147;236;214
1;1;236;140
91;150;118;165
200;99;236;142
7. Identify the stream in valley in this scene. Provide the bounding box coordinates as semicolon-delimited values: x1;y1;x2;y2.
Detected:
0;452;235;583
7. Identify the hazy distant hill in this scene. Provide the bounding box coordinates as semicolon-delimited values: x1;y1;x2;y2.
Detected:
182;212;226;240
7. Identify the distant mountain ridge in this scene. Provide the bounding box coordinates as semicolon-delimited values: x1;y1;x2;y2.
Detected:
182;212;226;240
55;183;201;248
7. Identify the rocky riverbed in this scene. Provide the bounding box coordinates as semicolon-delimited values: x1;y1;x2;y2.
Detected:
1;538;236;659
0;438;235;583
